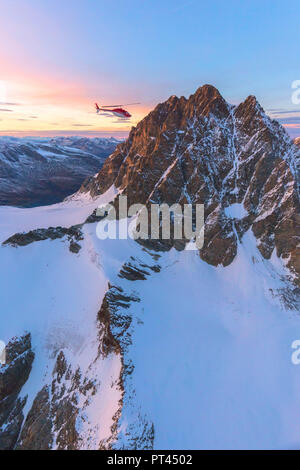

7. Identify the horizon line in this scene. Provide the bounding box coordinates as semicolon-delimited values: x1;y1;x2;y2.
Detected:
0;129;130;138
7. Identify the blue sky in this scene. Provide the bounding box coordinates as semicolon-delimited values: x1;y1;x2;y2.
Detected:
0;0;299;137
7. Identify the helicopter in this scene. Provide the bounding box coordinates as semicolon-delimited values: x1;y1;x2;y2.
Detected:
95;102;140;119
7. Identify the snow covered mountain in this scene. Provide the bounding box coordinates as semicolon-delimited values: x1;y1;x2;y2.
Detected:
81;85;300;285
0;136;120;207
0;85;300;450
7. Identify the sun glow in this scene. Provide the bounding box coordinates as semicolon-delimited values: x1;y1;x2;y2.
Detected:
0;77;150;137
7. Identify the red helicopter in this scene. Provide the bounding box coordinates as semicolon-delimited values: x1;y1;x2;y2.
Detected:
95;102;140;119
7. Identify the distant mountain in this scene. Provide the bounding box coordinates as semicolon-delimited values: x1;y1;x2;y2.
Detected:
0;136;121;207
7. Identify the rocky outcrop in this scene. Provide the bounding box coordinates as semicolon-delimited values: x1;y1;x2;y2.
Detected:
16;351;84;450
2;225;84;254
16;344;121;450
97;283;141;357
96;254;161;450
80;85;300;284
0;334;34;450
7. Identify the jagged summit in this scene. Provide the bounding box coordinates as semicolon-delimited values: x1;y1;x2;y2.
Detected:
185;84;229;118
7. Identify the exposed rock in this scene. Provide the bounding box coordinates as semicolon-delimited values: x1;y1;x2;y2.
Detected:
2;224;83;254
16;386;53;450
118;263;150;281
0;334;34;450
16;350;101;450
97;284;141;356
69;240;81;253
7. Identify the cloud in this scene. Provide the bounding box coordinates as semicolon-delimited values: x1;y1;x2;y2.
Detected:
268;109;300;116
0;108;13;112
72;123;92;127
0;102;20;106
275;110;300;115
283;123;300;128
112;118;132;124
17;118;29;121
278;117;300;124
30;115;38;119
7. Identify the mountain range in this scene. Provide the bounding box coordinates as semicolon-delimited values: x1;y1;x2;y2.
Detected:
0;85;300;450
0;136;120;207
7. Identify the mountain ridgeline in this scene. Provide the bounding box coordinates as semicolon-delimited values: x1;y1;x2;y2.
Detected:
0;137;120;207
80;85;300;285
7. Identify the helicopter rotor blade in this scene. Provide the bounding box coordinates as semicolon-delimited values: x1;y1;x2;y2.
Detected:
101;102;140;108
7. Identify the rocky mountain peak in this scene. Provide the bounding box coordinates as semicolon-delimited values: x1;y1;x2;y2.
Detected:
234;94;271;136
80;85;300;285
189;83;229;118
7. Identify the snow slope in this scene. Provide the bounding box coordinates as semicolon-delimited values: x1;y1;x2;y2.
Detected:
69;216;300;449
110;232;300;450
0;185;118;244
1;190;300;449
0;192;122;449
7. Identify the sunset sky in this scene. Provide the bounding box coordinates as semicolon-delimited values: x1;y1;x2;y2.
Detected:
0;0;299;138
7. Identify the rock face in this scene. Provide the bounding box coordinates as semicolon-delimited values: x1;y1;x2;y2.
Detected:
295;137;300;148
15;351;86;450
80;85;300;284
3;224;84;253
0;136;121;207
0;334;121;450
0;334;34;450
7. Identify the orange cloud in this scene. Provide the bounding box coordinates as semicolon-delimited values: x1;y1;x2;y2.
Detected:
283;123;300;128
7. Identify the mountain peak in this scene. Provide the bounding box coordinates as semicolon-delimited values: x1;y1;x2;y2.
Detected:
80;84;300;285
186;84;229;118
244;94;259;105
193;83;223;99
235;94;265;116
